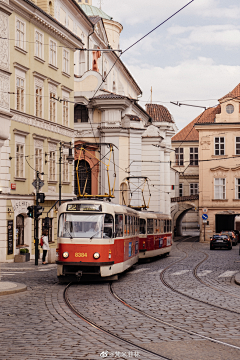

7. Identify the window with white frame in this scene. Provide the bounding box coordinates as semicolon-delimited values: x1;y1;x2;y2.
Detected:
215;137;225;155
35;147;43;176
235;179;240;199
63;154;69;182
179;183;183;197
49;92;56;122
49;40;57;67
175;148;184;166
190;147;198;165
214;178;226;199
35;85;43;117
16;143;24;178
16;77;24;112
35;30;43;59
190;183;198;195
62;98;69;126
63;49;69;74
16;19;25;50
49;151;56;181
236;137;240;155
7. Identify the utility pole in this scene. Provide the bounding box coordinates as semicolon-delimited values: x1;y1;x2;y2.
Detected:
35;171;40;266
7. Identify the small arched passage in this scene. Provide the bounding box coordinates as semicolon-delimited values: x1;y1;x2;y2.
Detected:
172;201;197;237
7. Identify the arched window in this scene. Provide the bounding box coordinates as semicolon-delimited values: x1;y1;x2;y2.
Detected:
74;104;88;123
74;159;91;196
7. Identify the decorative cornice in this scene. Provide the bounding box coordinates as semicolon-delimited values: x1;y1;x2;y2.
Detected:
210;166;230;172
61;85;73;93
48;78;61;87
32;71;48;81
10;109;75;138
231;166;240;171
13;62;30;72
13;128;30;136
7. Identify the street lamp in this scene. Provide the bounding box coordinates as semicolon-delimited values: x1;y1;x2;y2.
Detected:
59;142;74;206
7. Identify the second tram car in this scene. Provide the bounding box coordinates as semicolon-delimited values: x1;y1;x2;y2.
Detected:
56;200;139;282
138;211;172;259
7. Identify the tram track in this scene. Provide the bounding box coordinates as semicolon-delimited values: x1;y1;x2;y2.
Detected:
63;283;172;360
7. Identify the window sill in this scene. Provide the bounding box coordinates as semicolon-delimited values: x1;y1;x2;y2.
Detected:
233;199;240;201
48;181;57;184
14;177;26;182
62;71;70;78
14;46;27;55
62;181;70;185
48;63;58;71
212;199;228;201
34;56;45;64
211;155;227;158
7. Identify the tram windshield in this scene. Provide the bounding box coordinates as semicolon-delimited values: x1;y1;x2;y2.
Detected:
58;213;113;239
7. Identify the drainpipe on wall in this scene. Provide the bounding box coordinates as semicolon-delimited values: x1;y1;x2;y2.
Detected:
87;26;95;71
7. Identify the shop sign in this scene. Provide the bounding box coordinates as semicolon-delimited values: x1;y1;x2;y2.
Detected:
7;220;13;255
11;183;16;190
12;200;32;215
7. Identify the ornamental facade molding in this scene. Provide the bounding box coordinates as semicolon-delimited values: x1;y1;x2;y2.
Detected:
0;11;9;71
0;72;10;111
11;110;74;138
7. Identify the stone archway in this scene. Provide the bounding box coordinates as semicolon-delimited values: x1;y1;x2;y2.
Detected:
172;202;198;236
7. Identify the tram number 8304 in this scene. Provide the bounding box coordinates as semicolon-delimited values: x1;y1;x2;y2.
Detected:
75;252;88;258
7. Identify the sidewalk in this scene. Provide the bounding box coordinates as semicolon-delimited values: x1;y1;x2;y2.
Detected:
0;260;56;296
235;272;240;286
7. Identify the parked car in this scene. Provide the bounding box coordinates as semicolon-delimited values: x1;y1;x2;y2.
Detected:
210;234;232;250
221;231;238;246
232;230;239;244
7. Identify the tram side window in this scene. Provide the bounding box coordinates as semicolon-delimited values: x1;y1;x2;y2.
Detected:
157;219;160;233
125;215;127;236
170;220;172;232
115;214;123;237
127;215;130;235
147;219;154;234
103;214;113;238
154;219;157;234
130;216;132;235
140;219;146;234
164;220;167;233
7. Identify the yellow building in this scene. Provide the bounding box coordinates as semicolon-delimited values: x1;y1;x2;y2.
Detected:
1;0;83;262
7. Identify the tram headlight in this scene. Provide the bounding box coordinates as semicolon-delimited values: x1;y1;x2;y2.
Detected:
93;252;100;259
62;252;69;259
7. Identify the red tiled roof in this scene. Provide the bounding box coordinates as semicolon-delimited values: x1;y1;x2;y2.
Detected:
172;105;221;142
219;83;240;101
145;104;174;123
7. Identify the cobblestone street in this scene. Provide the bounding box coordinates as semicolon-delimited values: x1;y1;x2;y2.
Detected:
1;238;240;360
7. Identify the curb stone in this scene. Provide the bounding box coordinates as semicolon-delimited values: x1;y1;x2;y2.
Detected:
0;282;27;296
234;272;240;286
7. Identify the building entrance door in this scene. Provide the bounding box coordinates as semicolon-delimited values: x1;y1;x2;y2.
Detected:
215;214;235;233
16;214;24;246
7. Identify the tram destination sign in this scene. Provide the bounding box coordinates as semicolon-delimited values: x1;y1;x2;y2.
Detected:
67;204;102;212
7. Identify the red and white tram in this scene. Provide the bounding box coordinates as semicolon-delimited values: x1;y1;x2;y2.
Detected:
56;199;139;282
138;211;172;259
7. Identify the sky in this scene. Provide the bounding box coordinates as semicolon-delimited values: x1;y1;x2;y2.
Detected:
92;0;240;131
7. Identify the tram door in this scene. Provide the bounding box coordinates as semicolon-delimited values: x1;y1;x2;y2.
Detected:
16;214;24;246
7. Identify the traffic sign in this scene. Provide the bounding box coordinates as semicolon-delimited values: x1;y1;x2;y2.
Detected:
203;220;207;224
202;208;208;213
32;178;44;190
202;214;208;220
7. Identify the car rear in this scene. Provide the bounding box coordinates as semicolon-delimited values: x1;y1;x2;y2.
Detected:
210;235;232;250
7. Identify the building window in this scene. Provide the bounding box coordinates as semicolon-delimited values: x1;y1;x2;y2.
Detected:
190;183;198;195
236;179;240;199
175;148;184;166
63;99;69;126
49;40;57;66
190;147;198;165
214;178;226;200
236;137;240;155
16;214;24;246
215;137;224;155
63;154;69;182
35;147;43;176
74;159;91;196
16;19;25;49
179;183;183;197
16;77;24;112
49;92;56;122
49;151;56;181
35;86;43;117
63;49;69;74
35;31;43;59
74;104;88;123
16;143;24;178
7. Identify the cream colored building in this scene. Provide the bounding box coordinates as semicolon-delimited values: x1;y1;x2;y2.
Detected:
0;0;83;262
171;83;240;240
